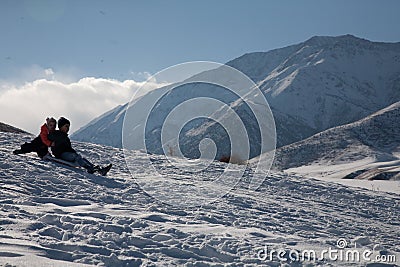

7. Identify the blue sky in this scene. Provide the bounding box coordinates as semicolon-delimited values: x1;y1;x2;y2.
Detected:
1;0;400;81
1;0;400;133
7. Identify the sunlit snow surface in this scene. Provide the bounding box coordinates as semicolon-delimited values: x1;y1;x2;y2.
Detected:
0;132;399;266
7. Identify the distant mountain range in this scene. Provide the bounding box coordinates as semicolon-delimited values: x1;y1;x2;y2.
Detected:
71;35;400;163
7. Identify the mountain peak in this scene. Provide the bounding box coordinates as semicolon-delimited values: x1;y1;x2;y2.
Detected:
304;34;368;47
303;34;400;50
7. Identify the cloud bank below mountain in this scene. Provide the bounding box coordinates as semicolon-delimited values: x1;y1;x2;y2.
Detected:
0;68;167;134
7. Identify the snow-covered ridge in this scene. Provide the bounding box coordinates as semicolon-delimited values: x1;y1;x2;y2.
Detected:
0;122;30;134
72;35;400;161
71;104;127;148
268;101;400;179
0;132;399;266
230;35;400;131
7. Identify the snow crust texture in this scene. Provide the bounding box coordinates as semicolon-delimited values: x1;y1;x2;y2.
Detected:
1;132;399;266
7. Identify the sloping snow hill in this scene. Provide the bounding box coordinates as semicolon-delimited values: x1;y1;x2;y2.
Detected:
0;132;399;266
268;101;400;181
0;122;29;134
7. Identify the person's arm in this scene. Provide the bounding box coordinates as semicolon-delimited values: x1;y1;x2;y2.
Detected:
47;132;54;141
66;137;76;153
40;124;52;147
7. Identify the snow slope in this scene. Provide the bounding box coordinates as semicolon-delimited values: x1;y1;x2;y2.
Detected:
0;122;29;134
72;35;400;161
270;101;400;172
1;132;399;266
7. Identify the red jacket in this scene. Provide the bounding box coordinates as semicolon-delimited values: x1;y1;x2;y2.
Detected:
39;123;53;147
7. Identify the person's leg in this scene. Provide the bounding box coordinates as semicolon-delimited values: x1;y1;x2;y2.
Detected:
75;154;95;171
20;142;35;153
37;145;49;159
60;152;95;173
59;152;78;162
13;142;33;154
14;137;40;154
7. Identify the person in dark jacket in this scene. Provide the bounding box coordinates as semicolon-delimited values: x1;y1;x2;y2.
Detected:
48;117;111;175
13;117;57;158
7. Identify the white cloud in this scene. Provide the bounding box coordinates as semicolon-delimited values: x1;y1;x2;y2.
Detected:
44;68;55;77
129;71;153;81
0;75;167;135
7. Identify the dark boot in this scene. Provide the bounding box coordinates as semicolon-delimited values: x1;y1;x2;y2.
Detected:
88;165;100;174
98;164;112;176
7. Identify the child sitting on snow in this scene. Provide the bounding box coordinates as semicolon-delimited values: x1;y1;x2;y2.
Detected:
13;117;57;158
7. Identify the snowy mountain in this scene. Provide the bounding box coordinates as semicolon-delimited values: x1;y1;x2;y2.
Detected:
265;101;400;180
228;34;400;138
72;35;400;161
0;122;29;134
71;104;126;148
1;132;399;266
